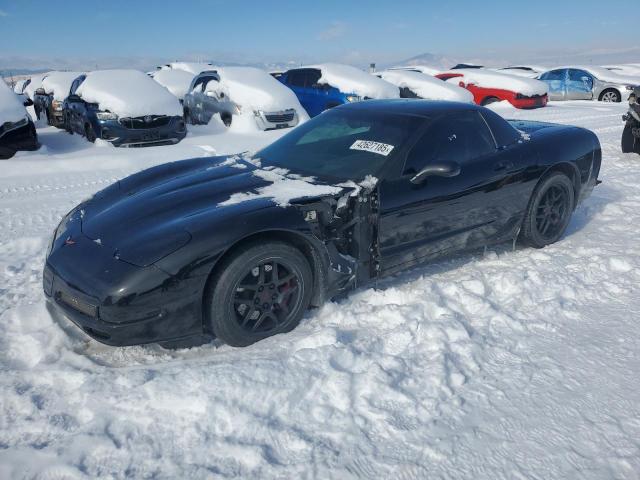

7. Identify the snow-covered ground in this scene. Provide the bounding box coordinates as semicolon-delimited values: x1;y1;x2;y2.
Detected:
1;101;639;479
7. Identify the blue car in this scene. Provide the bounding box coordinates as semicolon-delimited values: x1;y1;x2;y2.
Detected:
278;64;398;117
63;70;186;147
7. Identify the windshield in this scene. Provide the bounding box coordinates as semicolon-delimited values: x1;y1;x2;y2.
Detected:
256;108;426;181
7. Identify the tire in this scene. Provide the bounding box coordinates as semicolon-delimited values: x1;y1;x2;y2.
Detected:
183;107;191;125
520;172;575;248
64;113;73;134
622;124;635;153
45;109;51;126
85;123;97;143
481;96;500;106
599;89;621;103
206;241;313;347
221;113;232;127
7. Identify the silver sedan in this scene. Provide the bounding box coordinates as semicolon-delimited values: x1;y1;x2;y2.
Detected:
538;67;638;102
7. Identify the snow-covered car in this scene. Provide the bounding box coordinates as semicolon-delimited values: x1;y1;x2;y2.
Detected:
496;66;546;78
12;78;33;106
149;68;195;102
436;69;549;108
278;63;399;117
43;100;601;348
538;66;639;102
387;65;442;76
157;62;216;75
0;81;38;159
64;69;186;147
604;64;640;77
183;67;309;130
37;71;84;128
23;72;49;102
375;70;473;103
27;72;54;119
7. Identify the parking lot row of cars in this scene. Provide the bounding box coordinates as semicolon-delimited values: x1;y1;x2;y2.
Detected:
2;61;639;158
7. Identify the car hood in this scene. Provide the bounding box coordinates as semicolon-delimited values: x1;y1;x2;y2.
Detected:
80;156;345;266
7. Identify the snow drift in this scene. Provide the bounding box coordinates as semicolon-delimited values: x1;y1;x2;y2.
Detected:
205;67;308;118
440;69;549;96
76;70;183;117
0;81;28;124
41;72;84;101
309;63;399;99
151;69;195;100
376;70;474;103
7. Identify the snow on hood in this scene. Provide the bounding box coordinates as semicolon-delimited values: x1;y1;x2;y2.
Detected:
309;63;399;99
555;66;640;85
151;69;194;100
41;71;84;101
0;81;28;124
205;67;308;118
23;72;51;100
76;70;182;117
219;164;343;207
440;69;549;96
376;70;474;103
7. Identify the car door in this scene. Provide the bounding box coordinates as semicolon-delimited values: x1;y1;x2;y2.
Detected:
377;111;520;273
566;69;594;100
539;69;567;100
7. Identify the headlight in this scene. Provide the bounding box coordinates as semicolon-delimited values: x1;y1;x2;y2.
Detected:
345;95;362;103
96;111;118;121
52;100;63;111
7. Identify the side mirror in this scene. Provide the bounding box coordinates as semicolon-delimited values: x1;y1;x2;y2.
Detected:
410;161;461;184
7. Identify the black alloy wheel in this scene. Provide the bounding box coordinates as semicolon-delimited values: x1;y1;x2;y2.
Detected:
207;241;312;347
521;172;575;248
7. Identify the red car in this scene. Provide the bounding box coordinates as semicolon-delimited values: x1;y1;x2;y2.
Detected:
436;70;548;109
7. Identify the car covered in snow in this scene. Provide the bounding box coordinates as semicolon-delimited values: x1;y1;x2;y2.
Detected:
538;66;638;103
182;67;308;129
35;71;84;128
278;63;399;117
63;69;186;147
149;68;195;102
43;100;601;348
387;65;442;76
496;65;546;78
0;81;38;159
374;69;473;103
436;69;549;108
604;64;640;78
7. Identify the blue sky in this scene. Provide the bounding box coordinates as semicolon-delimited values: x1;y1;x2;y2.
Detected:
0;0;638;70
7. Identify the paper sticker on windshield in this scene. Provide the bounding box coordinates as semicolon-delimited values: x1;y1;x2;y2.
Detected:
350;140;395;156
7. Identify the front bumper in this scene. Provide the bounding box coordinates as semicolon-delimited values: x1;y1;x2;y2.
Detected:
254;109;299;131
510;94;548;109
97;116;187;148
44;218;204;346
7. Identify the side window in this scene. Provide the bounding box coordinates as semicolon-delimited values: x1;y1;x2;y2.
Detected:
202;76;219;92
286;70;306;87
404;112;496;174
540;69;565;81
480;109;520;147
307;69;322;88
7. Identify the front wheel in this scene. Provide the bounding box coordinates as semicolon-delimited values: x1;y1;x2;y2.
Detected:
520;173;575;248
84;123;97;143
206;241;313;347
600;89;621;103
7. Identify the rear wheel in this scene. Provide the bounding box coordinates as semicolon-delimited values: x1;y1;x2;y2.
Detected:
520;172;575;248
183;107;191;124
221;112;232;127
84;123;97;143
481;96;500;106
600;89;621;103
206;241;313;347
64;113;73;134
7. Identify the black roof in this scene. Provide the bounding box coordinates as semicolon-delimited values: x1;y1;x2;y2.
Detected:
338;99;480;117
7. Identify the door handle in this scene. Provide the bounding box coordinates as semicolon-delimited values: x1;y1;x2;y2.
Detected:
494;161;514;171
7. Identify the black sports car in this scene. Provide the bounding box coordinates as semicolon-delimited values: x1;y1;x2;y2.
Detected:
43;100;601;347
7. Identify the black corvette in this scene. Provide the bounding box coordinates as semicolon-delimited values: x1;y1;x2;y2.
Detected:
44;100;601;347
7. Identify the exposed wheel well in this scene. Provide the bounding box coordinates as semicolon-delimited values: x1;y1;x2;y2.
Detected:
201;230;326;331
481;96;500;106
539;163;580;209
598;88;621;102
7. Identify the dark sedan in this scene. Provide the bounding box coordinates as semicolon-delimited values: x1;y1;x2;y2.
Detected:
44;100;601;347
